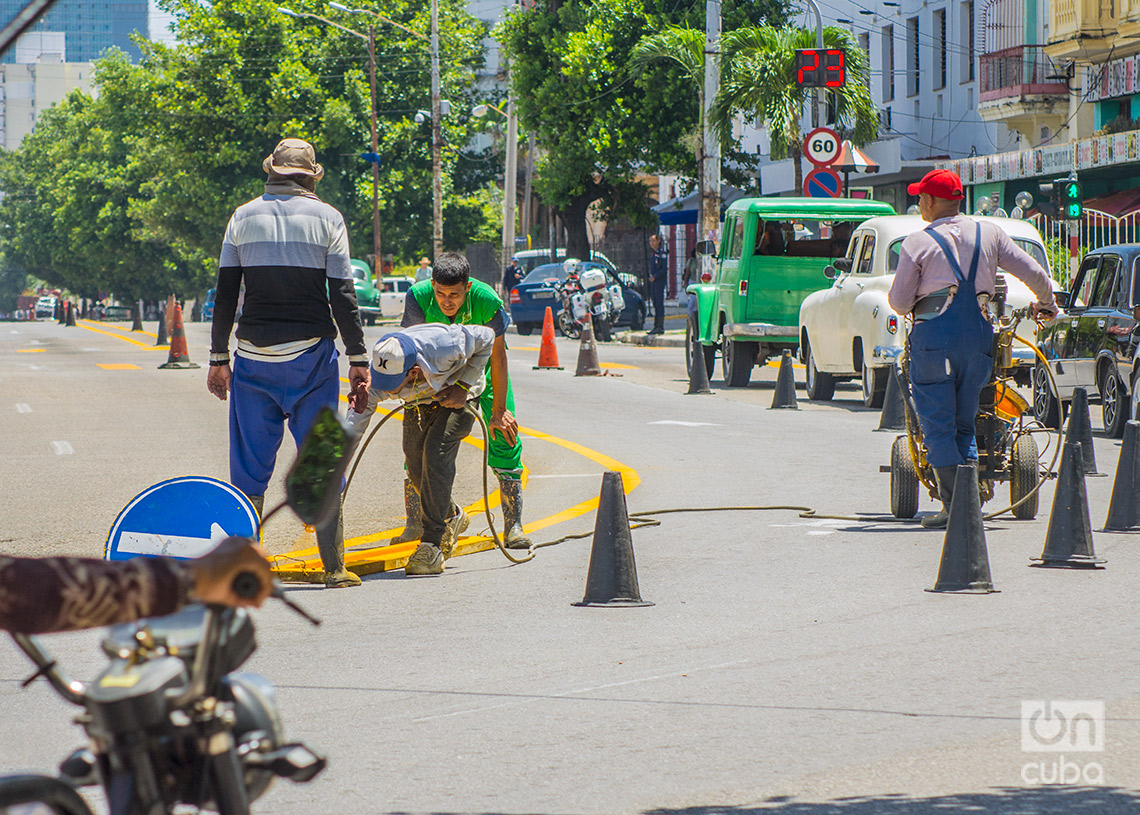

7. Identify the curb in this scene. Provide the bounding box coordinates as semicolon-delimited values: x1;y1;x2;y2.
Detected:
617;331;686;348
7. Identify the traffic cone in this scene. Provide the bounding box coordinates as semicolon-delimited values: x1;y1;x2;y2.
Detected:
1032;440;1105;568
769;350;798;409
1105;420;1140;530
131;305;144;332
687;337;712;395
1066;387;1103;476
65;302;76;327
575;315;601;377
155;308;168;346
158;303;201;370
53;300;62;322
926;463;998;594
533;306;562;370
572;471;653;608
875;365;907;431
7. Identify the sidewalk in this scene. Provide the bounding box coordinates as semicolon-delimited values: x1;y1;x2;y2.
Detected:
618;298;688;347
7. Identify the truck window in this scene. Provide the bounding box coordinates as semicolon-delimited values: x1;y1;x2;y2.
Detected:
727;217;745;260
1089;255;1120;308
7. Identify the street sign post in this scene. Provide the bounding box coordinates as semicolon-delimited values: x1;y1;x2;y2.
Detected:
104;476;260;561
803;167;843;198
803;127;841;167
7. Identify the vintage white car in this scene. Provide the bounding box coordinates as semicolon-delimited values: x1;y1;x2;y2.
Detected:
379;275;416;318
797;215;1054;406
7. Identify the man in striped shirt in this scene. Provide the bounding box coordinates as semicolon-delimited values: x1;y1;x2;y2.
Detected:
208;139;370;587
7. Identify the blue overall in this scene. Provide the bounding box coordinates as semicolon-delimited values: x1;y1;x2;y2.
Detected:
908;223;994;469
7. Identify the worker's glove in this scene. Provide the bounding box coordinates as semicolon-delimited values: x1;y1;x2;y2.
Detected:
1031;301;1059;321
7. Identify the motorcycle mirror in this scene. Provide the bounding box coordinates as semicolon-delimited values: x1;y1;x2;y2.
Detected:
695;240;717;257
284;408;356;527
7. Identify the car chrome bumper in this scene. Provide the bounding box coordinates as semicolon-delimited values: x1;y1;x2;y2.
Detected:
723;323;797;340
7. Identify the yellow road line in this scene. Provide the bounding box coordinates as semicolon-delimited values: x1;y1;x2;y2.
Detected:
16;348;46;353
600;362;637;370
511;346;541;351
78;321;166;350
97;363;141;370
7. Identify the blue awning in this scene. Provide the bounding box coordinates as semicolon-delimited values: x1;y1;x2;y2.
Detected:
652;186;747;225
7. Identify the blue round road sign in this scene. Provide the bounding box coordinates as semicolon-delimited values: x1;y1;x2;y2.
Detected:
803;167;843;198
104;476;260;561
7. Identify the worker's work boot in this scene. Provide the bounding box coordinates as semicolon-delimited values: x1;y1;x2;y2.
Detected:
921;466;959;529
316;504;362;588
405;542;444;575
498;477;532;550
389;478;424;546
439;506;470;560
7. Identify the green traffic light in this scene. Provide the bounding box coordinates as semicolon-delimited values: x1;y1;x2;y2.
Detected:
1064;182;1080;197
1066;203;1083;218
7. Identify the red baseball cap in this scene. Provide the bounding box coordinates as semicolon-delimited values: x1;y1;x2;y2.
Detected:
907;169;965;200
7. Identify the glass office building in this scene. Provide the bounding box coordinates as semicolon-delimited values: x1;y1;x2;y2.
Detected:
0;0;149;62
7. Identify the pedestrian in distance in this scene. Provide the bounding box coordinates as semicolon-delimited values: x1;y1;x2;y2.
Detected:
362;323;497;575
648;232;668;335
415;256;433;282
348;252;530;549
887;169;1058;529
207;137;370;587
502;255;523;301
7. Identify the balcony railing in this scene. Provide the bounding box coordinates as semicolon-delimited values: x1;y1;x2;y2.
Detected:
980;46;1070;102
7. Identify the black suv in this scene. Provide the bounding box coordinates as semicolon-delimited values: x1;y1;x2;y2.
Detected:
1034;244;1140;436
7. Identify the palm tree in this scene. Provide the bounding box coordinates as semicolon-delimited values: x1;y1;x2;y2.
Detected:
711;25;878;194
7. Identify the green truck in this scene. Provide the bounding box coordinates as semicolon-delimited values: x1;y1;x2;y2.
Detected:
686;197;896;387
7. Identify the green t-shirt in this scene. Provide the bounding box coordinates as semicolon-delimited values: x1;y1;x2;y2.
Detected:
409;278;503;328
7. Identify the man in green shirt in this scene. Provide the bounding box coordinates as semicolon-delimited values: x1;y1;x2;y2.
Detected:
348;252;530;549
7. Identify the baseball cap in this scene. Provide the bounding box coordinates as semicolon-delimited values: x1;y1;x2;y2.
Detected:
907;169;964;200
370;333;417;391
262;138;325;181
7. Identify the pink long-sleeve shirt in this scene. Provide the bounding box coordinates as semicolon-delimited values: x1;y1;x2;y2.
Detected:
888;215;1056;316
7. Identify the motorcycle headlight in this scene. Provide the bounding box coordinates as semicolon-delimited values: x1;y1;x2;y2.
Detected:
222;672;285;802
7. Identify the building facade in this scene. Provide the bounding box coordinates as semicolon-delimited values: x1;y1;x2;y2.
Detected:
0;0;148;63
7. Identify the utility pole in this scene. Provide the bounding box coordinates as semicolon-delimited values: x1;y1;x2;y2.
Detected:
502;60;518;285
804;0;824;127
700;0;721;257
366;26;382;283
522;133;535;244
430;0;443;258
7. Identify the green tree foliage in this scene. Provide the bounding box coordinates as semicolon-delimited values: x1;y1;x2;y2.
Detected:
496;0;787;261
711;25;878;192
0;0;492;300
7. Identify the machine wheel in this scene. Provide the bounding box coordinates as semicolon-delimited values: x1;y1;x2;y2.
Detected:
805;341;835;401
557;310;581;340
1100;366;1129;438
631;304;646;331
516;324;534;336
1010;433;1040;520
722;339;756;388
685;317;715;378
890;435;919;519
862;364;888;408
1033;362;1061;429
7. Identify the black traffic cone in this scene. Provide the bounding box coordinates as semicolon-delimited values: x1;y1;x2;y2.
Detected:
926;463;998;594
1032;440;1105;568
575;316;602;377
53;299;62;322
573;471;653;607
155;308;168;346
1105;420;1140;530
65;301;76;326
687;338;712;395
875;365;907;431
1066;387;1103;476
769;350;798;409
131;304;144;332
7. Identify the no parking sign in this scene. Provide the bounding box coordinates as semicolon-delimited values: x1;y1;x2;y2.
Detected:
803;168;844;198
104;476;260;561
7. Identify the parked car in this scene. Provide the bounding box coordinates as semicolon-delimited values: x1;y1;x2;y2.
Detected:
687;197;897;388
201;288;216;322
34;296;57;319
508;261;645;335
1034;244;1140;436
351;259;381;325
379;275;415;318
798;215;1054;406
103;304;133;320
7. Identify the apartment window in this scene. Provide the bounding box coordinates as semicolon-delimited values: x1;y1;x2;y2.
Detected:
906;16;920;96
858;32;870;59
881;107;892;132
882;25;895;101
961;1;975;82
934;8;947;90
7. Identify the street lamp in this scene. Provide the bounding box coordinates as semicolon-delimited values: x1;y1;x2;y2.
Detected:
473;100;518;290
276;5;382;282
331;2;441;259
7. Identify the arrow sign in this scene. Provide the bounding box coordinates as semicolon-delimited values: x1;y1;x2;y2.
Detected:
104;476;260;561
803;167;844;198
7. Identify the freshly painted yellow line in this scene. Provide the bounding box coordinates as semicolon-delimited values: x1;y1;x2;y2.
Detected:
16;348;46;353
764;359;805;370
511;345;541;351
78;321;167;350
97;363;141;370
83;319;158;338
600;362;637;370
272;420;639;581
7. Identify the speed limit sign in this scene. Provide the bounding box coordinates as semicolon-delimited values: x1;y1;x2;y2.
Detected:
803;127;841;167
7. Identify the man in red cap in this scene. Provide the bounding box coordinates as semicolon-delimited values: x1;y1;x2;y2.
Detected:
889;169;1058;528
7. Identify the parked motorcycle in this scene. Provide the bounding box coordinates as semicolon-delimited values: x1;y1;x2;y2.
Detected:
0;407;354;815
555;261;623;342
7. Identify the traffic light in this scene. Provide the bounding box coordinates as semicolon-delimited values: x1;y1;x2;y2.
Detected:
1060;180;1083;220
1038;181;1061;214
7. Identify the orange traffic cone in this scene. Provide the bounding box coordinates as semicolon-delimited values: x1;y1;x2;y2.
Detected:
533;306;563;370
158;303;200;370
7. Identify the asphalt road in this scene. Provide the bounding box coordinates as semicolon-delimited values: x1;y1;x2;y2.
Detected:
2;318;1140;814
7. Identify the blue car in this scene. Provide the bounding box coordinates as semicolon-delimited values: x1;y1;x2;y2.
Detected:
508;262;645;336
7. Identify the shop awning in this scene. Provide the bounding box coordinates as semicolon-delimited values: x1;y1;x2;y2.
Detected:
651;186;747;225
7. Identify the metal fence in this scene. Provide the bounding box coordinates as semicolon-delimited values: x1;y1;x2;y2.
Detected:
1026;209;1140;287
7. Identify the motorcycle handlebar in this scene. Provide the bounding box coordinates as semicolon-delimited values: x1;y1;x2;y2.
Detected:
11;634;86;705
